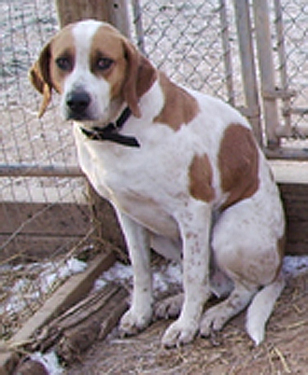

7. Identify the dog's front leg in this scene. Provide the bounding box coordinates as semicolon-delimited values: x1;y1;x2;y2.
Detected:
116;211;153;336
162;202;212;347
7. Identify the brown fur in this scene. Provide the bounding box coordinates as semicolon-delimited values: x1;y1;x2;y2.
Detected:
154;72;199;130
189;154;215;203
219;124;259;210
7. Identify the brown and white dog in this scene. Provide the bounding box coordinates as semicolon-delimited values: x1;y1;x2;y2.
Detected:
29;19;285;347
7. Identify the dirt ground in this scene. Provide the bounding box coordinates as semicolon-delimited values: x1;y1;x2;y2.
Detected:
66;273;308;375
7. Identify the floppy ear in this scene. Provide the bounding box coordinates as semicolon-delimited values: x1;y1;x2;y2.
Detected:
29;43;53;118
122;41;157;118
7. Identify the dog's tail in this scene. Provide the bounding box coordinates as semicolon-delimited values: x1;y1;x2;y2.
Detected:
246;271;285;345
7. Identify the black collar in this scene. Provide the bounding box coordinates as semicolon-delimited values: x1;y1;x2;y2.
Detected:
80;107;140;148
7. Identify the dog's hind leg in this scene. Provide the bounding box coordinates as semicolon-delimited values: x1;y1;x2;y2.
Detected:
200;280;257;338
200;273;284;345
155;293;184;320
201;198;284;345
246;270;285;345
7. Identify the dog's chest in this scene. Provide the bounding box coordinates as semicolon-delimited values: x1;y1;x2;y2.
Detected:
75;131;184;238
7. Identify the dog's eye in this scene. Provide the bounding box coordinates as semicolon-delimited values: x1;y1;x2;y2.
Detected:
96;57;114;71
56;57;72;71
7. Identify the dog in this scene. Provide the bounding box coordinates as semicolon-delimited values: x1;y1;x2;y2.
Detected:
29;19;285;347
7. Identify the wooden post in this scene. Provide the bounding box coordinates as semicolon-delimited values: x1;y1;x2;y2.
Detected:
252;0;280;148
54;0;131;259
233;0;263;146
55;0;131;37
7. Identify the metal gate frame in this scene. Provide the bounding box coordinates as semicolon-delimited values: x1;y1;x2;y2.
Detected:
233;0;307;159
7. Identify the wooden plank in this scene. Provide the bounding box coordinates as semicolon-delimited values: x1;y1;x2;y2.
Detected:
279;183;308;255
2;250;115;346
0;352;19;375
0;202;92;262
271;160;308;184
88;185;127;260
0;235;86;263
50;284;128;364
0;250;116;374
0;203;90;236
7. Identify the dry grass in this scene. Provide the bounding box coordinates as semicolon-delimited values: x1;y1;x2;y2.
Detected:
66;272;308;374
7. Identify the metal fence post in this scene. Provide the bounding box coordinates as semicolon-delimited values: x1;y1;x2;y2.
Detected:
233;0;262;146
219;0;235;108
252;0;280;148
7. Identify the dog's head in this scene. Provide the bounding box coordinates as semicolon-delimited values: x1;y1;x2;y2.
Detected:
29;20;157;122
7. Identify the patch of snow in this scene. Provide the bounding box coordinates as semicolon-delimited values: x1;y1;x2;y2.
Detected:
95;261;182;295
93;278;107;291
283;255;308;277
96;256;308;296
0;257;87;316
31;351;63;375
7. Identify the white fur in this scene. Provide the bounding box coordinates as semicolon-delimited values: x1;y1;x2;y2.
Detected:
41;20;285;347
61;20;115;123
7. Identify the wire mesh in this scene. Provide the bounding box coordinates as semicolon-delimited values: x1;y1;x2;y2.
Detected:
0;0;91;339
136;0;244;104
274;0;308;134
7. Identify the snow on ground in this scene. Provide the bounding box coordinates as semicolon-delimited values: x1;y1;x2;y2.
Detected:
283;255;308;277
95;255;308;296
0;257;87;317
2;254;308;330
94;260;183;296
30;351;63;375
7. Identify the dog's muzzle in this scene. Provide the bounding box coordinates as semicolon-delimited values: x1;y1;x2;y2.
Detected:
66;91;91;120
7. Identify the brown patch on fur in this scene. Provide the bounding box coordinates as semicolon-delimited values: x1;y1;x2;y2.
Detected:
91;24;157;117
189;154;215;202
29;24;75;117
49;28;75;93
90;25;128;98
154;72;200;130
219;124;259;210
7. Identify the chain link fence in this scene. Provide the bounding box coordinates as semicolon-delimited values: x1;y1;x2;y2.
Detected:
0;0;91;340
274;1;308;133
1;0;308;340
136;0;242;103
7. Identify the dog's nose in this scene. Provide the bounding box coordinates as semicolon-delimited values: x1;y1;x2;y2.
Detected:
66;91;91;114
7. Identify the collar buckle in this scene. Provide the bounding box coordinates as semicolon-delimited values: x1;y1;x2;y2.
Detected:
80;107;140;148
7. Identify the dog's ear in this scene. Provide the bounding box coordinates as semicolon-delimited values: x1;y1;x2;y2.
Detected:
122;40;157;118
29;43;53;118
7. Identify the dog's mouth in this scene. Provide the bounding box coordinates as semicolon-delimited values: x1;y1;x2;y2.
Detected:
66;111;93;122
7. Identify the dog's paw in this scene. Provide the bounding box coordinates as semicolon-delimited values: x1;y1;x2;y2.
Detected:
161;317;198;348
199;307;227;337
155;293;184;320
119;307;152;336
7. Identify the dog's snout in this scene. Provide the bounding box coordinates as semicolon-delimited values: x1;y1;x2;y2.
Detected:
66;91;91;115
